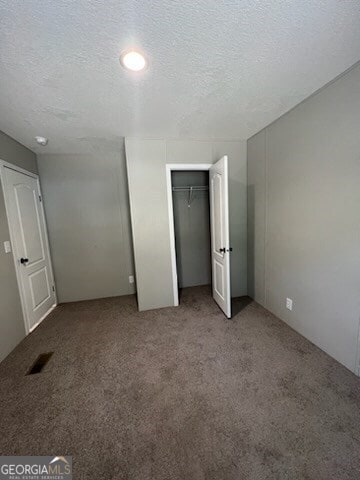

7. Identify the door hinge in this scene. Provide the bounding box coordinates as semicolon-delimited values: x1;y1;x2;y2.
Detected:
52;285;55;292
39;195;42;202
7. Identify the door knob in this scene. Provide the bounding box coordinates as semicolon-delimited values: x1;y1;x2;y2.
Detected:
20;258;29;264
219;248;226;253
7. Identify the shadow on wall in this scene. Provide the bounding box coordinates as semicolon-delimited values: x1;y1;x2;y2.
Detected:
121;140;137;289
228;175;248;298
232;296;253;317
247;184;255;299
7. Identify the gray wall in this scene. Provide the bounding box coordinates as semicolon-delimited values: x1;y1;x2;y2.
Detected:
248;64;360;374
0;131;37;362
37;143;135;302
126;139;247;311
172;171;211;288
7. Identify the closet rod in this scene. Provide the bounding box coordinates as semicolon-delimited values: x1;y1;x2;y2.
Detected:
172;186;208;191
172;185;208;207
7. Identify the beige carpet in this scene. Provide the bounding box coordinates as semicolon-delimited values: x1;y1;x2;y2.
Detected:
0;286;359;479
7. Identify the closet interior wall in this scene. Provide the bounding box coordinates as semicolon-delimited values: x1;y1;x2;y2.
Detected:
171;171;211;289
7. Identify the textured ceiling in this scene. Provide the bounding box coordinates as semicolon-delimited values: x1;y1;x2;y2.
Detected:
0;0;360;154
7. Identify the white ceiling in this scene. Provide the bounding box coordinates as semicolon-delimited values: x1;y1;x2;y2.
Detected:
0;0;359;155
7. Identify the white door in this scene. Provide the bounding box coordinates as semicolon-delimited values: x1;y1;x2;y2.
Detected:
210;156;231;318
2;166;56;332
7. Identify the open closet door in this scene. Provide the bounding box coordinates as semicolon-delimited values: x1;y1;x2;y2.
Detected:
210;155;231;318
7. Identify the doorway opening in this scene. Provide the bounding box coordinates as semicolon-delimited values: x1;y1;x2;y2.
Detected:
171;170;211;301
166;160;231;318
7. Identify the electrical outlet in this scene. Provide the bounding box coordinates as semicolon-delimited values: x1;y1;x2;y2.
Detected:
129;275;134;284
3;241;11;253
286;298;293;311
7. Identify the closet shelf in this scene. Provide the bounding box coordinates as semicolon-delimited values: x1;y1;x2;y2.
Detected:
172;186;208;191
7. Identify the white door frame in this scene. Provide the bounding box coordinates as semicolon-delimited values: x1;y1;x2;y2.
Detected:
0;159;57;334
166;163;212;307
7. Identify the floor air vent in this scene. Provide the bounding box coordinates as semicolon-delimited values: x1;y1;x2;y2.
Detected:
27;352;54;375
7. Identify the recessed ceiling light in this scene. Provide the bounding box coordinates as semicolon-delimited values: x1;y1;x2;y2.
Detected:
35;136;48;146
120;50;147;72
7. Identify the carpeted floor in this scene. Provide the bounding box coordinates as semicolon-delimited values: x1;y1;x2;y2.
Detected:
0;286;359;479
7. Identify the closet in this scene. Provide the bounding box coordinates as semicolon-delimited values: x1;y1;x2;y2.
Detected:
166;156;231;317
171;171;211;290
